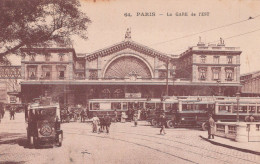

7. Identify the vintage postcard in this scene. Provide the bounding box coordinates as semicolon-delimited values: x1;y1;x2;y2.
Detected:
0;0;260;163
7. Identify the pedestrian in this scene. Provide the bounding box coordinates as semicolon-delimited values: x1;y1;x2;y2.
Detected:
133;112;138;127
160;113;167;135
208;114;215;139
10;107;15;120
80;109;85;122
250;115;255;122
114;109;118;122
92;115;99;133
245;115;250;122
99;115;105;132
104;113;111;133
121;111;127;123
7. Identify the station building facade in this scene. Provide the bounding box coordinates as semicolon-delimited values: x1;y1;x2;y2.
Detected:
20;34;242;106
240;71;260;96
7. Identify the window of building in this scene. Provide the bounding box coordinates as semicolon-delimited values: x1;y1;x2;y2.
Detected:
27;66;37;79
158;70;167;79
56;65;66;79
225;68;234;81
227;56;233;64
213;56;220;64
59;71;65;79
42;66;52;79
212;68;220;80
45;54;51;61
76;73;85;79
200;55;206;63
29;55;35;61
58;53;65;61
77;62;85;69
198;67;207;80
89;70;98;80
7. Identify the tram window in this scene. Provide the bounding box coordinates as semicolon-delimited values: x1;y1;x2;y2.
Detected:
92;103;100;110
249;106;256;113
182;104;192;111
111;102;121;110
146;103;155;110
122;102;127;110
165;103;171;111
156;103;162;109
240;106;247;113
199;104;207;111
257;107;260;113
172;104;178;111
234;106;247;113
219;106;228;113
138;102;144;109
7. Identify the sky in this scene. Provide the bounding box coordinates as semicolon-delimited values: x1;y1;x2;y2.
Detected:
9;0;260;74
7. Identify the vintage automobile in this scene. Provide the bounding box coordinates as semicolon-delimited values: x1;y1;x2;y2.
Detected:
25;98;63;148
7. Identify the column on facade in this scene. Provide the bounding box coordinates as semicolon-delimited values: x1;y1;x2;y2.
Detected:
97;56;102;79
21;63;25;79
37;64;42;79
215;102;219;114
52;65;56;80
68;63;73;80
207;66;212;81
154;57;158;78
236;66;240;82
85;60;89;79
192;65;197;82
221;67;225;82
178;100;182;112
258;79;260;94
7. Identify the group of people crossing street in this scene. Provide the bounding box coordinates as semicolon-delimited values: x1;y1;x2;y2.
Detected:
92;114;112;134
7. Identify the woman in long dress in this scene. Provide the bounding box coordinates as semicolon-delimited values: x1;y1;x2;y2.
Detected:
121;112;126;123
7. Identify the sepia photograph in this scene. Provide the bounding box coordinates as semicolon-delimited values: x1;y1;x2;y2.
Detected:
0;0;260;163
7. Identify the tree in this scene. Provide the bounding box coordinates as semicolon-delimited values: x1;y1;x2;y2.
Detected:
0;0;91;65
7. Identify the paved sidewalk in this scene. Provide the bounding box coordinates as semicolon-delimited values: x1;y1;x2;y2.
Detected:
200;135;260;155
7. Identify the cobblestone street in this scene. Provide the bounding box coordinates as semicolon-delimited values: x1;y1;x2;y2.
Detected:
0;113;260;164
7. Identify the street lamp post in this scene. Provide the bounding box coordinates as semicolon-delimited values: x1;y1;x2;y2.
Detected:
236;92;240;122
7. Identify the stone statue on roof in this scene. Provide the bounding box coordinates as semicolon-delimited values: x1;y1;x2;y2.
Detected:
220;37;224;45
125;28;131;40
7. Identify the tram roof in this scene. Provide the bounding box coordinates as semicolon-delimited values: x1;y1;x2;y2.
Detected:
29;103;59;110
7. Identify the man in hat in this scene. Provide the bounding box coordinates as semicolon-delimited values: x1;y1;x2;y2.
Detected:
92;115;100;133
208;114;215;139
160;113;167;135
104;113;111;134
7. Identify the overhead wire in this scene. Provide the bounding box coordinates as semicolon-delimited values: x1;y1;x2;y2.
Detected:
150;14;260;47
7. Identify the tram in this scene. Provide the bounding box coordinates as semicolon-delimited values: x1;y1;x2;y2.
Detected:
88;98;153;120
88;96;260;130
214;97;260;122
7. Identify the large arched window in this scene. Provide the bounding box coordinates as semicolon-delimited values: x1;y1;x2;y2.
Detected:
104;56;152;79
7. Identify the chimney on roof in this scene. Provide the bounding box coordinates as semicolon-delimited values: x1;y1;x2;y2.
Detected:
197;36;205;46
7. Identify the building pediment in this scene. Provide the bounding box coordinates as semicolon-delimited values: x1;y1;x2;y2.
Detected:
85;40;173;62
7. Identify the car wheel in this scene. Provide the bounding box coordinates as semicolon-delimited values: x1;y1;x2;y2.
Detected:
151;119;157;126
202;122;208;131
167;120;175;128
